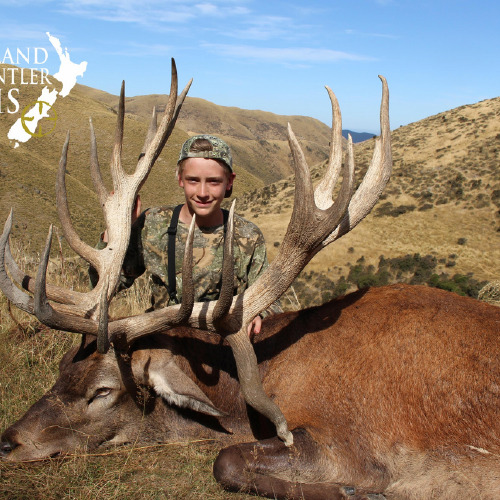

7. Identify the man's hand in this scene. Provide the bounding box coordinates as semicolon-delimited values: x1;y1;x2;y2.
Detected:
247;315;262;339
131;194;142;224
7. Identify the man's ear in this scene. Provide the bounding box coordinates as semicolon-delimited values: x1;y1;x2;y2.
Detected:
224;173;235;199
176;164;184;188
226;172;236;191
177;172;184;189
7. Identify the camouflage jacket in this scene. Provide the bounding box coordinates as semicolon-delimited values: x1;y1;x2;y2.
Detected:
93;206;282;316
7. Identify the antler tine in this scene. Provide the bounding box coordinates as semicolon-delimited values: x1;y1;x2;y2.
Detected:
33;225;99;335
96;276;110;354
34;225;56;323
110;81;125;189
314;86;344;210
322;75;391;247
212;200;236;325
56;131;100;270
160;74;193;158
1;213;92;308
0;211;34;313
225;327;293;445
286;123;316;229
139;59;193;174
89;118;108;206
168;214;196;326
137;59;178;173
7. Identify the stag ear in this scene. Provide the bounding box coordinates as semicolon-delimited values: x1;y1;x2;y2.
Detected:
147;358;226;417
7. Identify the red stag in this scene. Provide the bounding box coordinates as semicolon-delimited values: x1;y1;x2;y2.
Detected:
1;60;499;500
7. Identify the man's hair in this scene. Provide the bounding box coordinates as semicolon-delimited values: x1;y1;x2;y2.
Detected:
177;138;232;177
189;138;214;154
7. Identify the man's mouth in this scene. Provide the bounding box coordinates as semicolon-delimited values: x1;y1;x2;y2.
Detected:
194;200;213;207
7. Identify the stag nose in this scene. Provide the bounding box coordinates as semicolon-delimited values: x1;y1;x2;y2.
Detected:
0;440;18;458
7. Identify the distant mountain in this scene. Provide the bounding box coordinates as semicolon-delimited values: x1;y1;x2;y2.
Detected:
342;130;374;143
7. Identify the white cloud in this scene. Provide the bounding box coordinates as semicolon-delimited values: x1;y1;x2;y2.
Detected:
196;3;218;15
203;43;375;63
225;15;299;41
55;0;249;27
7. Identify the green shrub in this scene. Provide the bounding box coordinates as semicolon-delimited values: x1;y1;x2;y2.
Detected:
428;273;487;297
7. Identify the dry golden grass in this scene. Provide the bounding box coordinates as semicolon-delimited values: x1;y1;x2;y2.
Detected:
238;95;500;292
0;250;254;500
0;439;256;499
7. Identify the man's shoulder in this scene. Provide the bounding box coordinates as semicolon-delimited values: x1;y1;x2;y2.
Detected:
143;205;182;226
140;205;180;236
233;212;265;242
144;205;178;219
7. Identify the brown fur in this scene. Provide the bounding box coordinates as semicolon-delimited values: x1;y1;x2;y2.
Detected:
2;284;500;499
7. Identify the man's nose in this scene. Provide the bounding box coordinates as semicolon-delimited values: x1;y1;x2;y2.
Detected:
197;181;208;197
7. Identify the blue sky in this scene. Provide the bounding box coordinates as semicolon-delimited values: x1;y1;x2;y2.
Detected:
1;0;498;132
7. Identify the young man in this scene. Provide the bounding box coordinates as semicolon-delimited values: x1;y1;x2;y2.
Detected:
93;134;281;336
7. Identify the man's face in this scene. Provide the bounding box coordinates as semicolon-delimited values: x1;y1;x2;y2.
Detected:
178;157;235;225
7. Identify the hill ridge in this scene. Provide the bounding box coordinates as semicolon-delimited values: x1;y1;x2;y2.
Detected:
0;65;498;299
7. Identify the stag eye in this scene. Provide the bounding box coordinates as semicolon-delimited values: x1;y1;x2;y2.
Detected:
88;388;112;404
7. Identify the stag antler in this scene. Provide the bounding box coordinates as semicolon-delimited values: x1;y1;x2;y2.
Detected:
0;59;192;338
0;74;391;447
105;77;391;337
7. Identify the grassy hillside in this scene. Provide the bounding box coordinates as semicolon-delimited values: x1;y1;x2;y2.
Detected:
0;64;498;307
237;96;500;307
79;85;331;184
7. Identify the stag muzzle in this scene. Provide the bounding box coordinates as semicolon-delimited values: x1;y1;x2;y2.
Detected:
0;394;76;461
0;438;18;459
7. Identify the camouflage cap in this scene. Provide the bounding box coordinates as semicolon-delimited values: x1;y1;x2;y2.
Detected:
178;134;233;172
